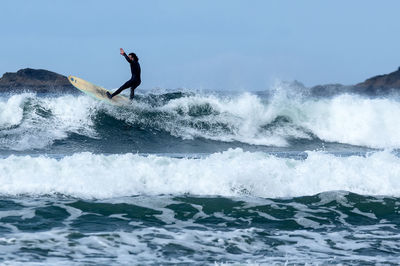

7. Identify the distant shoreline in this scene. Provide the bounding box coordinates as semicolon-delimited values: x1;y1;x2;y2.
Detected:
1;67;400;95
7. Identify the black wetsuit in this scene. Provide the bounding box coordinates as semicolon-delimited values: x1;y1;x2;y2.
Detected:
111;53;141;99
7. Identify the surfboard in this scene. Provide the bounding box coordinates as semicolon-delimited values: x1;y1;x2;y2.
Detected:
68;75;130;105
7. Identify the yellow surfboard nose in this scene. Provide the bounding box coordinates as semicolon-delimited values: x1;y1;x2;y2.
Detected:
68;76;77;83
67;75;130;105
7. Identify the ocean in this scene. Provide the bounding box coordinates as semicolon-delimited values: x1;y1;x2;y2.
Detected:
0;84;400;265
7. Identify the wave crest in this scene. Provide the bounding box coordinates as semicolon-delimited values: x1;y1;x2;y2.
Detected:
0;149;399;198
1;88;400;150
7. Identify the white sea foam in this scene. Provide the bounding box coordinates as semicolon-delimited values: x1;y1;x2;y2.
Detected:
0;149;399;199
156;92;305;146
0;94;99;150
292;94;400;148
0;94;28;129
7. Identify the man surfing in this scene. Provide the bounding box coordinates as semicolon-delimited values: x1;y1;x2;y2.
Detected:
107;48;141;100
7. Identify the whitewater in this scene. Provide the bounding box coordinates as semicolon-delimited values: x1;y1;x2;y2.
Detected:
1;85;400;264
1;149;400;199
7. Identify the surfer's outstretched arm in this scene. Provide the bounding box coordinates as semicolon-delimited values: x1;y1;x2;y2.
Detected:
120;48;133;63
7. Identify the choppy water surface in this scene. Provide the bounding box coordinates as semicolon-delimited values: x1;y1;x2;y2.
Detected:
1;86;400;264
1;193;400;265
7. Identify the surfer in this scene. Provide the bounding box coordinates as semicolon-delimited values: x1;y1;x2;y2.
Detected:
107;48;141;100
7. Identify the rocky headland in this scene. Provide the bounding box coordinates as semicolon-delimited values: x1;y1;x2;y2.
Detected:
311;67;400;96
353;67;400;95
0;68;75;93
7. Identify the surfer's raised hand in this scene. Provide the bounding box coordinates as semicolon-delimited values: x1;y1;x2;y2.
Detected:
120;48;125;55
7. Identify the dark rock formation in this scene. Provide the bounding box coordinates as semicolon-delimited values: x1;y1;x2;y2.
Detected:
308;67;400;97
0;68;75;93
353;67;400;95
310;83;350;97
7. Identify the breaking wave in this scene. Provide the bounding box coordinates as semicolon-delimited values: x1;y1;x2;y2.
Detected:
0;149;399;198
1;86;400;151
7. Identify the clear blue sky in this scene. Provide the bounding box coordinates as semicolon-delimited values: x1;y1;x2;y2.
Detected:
1;0;400;91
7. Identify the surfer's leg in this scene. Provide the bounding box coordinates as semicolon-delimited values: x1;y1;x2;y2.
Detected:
130;87;135;99
110;80;132;98
129;83;140;100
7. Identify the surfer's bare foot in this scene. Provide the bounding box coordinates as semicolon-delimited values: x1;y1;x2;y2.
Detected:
106;92;112;99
